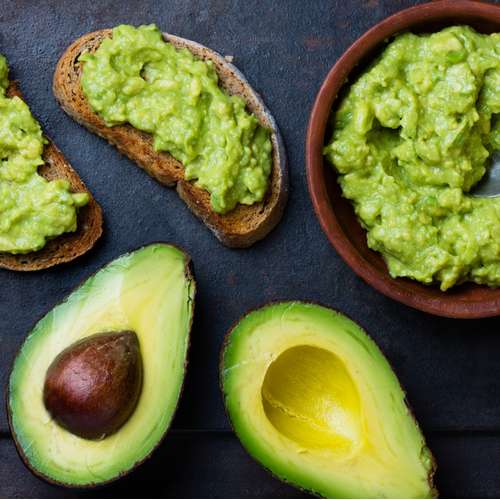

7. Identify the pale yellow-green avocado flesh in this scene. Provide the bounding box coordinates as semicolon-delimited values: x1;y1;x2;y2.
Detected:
221;301;436;499
79;24;272;214
8;244;195;486
0;53;88;253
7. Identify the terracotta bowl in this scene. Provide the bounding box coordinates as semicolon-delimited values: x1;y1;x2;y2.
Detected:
306;0;500;319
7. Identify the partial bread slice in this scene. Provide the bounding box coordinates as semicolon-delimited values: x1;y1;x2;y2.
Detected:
0;81;103;271
53;30;289;248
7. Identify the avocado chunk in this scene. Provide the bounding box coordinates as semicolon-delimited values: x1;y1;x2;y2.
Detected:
7;243;195;488
43;330;143;440
220;301;437;499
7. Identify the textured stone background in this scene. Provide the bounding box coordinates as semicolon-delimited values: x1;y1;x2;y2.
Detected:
1;0;500;497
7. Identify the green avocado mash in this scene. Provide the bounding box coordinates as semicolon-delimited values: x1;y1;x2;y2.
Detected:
324;26;500;291
0;54;88;254
79;24;272;214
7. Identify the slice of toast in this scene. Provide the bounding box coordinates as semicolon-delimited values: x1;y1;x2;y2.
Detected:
0;81;103;271
53;30;289;248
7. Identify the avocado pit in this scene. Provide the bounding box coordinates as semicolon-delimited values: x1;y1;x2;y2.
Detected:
43;330;143;440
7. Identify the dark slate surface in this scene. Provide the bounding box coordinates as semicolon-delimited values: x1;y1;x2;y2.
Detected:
1;0;500;497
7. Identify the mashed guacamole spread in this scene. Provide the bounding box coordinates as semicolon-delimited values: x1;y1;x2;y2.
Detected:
0;55;88;254
324;26;500;291
79;24;272;214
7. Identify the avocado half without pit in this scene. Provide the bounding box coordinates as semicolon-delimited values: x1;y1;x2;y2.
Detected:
220;301;437;499
7;243;195;488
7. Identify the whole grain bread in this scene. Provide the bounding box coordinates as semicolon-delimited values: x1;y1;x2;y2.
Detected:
0;81;103;271
53;30;288;248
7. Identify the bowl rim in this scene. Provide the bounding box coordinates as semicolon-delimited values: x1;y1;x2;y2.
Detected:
306;0;500;319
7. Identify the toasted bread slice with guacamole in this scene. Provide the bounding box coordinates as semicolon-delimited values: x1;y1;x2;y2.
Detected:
0;81;103;271
53;30;288;248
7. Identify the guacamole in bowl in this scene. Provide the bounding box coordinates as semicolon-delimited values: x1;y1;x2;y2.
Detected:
324;26;500;291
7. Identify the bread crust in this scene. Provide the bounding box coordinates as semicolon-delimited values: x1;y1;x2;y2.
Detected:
0;81;103;271
53;30;289;248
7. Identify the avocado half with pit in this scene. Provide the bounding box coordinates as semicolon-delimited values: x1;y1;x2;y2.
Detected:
220;301;437;499
7;243;195;488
